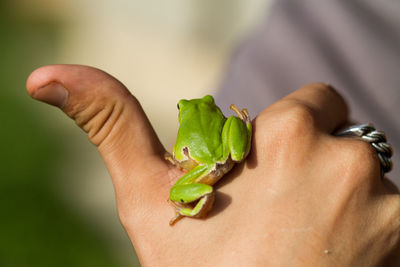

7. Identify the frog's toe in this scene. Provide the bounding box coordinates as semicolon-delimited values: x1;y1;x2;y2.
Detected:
164;152;175;164
169;213;183;225
169;192;215;225
230;104;250;123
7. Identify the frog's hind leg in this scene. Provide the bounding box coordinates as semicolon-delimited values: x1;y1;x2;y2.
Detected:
227;104;252;160
169;190;215;225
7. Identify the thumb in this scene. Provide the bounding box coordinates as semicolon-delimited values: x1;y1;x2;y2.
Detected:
26;65;170;197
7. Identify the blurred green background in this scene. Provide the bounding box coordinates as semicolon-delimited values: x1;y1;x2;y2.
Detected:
0;0;269;266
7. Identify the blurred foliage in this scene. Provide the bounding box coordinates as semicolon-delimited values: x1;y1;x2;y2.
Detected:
0;4;132;267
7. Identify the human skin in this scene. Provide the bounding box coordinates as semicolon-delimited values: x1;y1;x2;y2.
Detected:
27;65;400;266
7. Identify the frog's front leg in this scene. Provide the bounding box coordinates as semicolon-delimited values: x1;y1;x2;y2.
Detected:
164;149;199;171
169;164;214;225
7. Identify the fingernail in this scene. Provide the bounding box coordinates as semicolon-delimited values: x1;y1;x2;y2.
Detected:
31;82;68;108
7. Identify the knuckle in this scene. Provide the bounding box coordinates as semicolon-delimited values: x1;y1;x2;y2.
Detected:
296;83;348;116
276;100;318;138
301;82;341;99
304;82;332;91
286;101;317;124
255;100;317;157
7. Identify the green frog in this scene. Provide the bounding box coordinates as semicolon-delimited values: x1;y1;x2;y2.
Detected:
166;95;252;225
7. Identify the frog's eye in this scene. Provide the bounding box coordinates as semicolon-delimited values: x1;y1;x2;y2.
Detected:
178;99;188;109
202;95;214;103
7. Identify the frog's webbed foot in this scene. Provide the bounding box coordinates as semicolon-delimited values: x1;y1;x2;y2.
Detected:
230;104;250;124
169;191;215;225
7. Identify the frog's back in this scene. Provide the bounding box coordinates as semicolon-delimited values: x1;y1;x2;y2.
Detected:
174;96;226;164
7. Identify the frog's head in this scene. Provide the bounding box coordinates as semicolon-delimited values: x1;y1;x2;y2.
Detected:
177;95;215;111
177;95;216;122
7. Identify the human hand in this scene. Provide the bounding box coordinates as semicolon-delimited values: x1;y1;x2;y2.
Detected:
27;65;400;266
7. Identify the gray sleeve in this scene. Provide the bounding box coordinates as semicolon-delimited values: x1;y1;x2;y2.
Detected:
216;0;400;184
